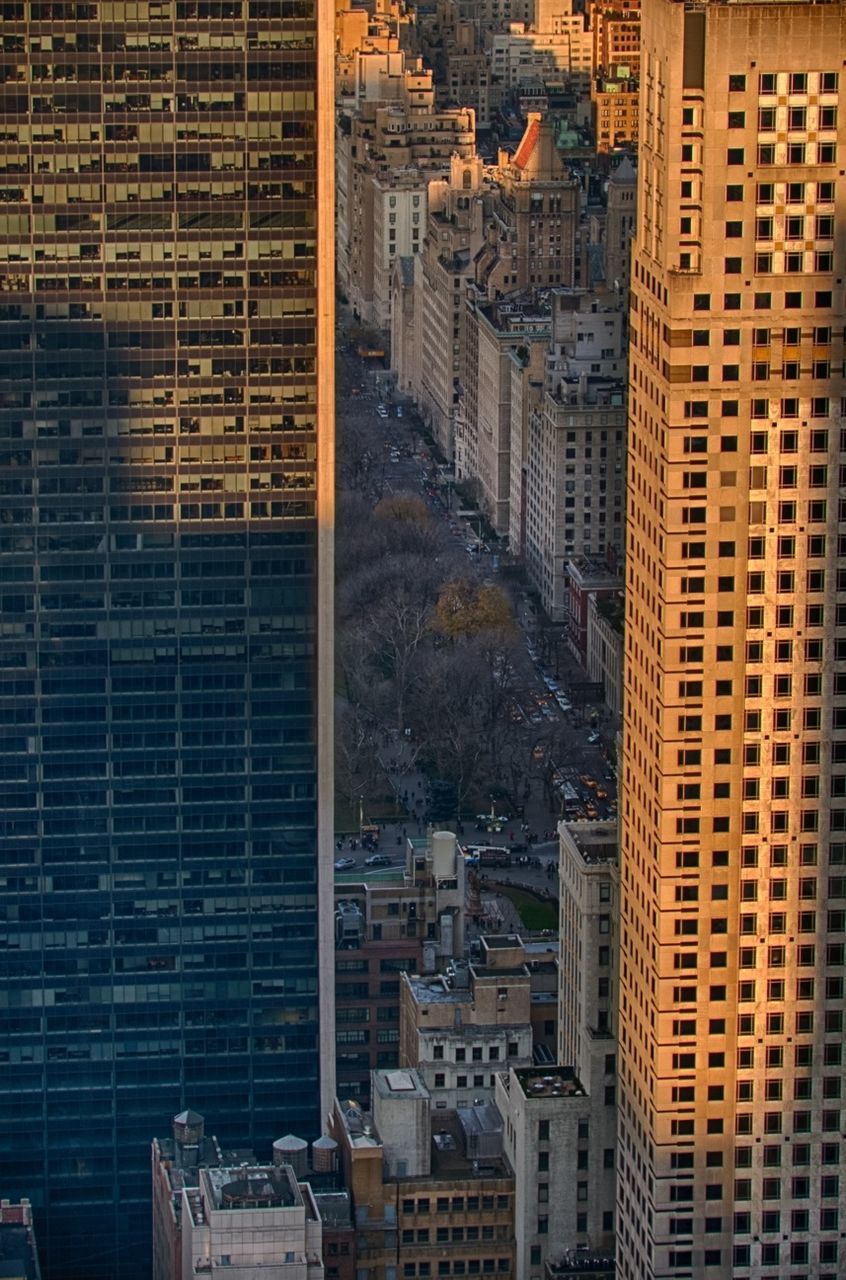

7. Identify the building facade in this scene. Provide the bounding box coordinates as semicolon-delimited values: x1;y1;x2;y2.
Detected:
334;832;466;1104
0;4;335;1276
618;1;846;1276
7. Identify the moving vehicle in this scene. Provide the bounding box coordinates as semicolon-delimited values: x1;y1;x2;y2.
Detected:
334;857;356;871
364;852;392;867
376;404;389;418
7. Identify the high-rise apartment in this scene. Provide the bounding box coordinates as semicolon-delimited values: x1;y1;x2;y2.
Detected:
0;3;335;1277
618;2;846;1276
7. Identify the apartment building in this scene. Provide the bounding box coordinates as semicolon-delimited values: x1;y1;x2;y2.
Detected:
524;290;626;618
618;1;846;1276
413;154;488;461
462;292;551;535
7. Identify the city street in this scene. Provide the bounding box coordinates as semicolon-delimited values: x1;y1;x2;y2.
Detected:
334;310;618;892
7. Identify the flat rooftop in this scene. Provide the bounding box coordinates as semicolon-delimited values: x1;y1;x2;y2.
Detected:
204;1165;299;1212
560;819;617;865
515;1067;588;1099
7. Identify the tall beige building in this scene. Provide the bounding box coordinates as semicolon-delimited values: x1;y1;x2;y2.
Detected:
618;2;846;1278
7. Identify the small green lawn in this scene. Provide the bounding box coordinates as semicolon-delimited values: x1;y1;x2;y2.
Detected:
496;885;558;932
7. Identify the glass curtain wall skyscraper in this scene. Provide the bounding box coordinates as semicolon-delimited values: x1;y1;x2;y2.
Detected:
0;0;335;1276
617;0;845;1276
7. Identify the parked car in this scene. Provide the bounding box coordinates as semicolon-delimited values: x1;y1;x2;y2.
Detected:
334;857;356;871
364;852;392;867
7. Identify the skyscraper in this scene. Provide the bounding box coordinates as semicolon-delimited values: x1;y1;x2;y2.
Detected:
618;1;846;1275
0;2;335;1276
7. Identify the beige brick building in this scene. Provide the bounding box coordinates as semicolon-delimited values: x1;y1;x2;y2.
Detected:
618;1;846;1277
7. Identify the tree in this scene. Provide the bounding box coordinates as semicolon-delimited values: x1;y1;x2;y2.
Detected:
430;578;516;641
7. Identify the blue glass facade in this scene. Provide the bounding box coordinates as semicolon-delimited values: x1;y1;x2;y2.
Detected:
0;2;332;1275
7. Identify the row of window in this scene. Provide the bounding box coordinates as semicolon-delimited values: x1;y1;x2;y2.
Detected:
728;70;839;94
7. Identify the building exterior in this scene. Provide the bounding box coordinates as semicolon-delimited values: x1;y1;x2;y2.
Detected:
462;292;551;536
399;936;535;1109
179;1164;324;1280
495;1067;616;1280
487;21;592;96
592;77;639;155
336;67;476;328
152;1111;228;1280
0;4;335;1276
524;290;626;618
334;831;466;1104
557;820;618;1094
475;116;583;297
603;156;637;295
414;154;488;461
330;1072;516;1280
564;558;622;663
586;592;624;720
0;1201;42;1280
618;2;846;1277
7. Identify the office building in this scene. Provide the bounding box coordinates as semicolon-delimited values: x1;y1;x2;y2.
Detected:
0;3;335;1276
618;1;846;1276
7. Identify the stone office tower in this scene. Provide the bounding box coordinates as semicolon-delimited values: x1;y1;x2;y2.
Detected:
0;1;335;1276
618;1;846;1277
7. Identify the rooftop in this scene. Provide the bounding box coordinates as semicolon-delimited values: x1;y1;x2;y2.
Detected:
560;819;618;865
0;1218;40;1280
203;1165;300;1213
515;1067;588;1099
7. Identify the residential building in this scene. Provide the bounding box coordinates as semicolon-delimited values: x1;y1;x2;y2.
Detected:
507;333;547;564
618;2;846;1277
487;22;592;97
371;169;429;332
475;116;583;297
414;154;488;461
0;1201;42;1280
334;831;466;1105
524;289;626;617
153;1115;348;1280
462;291;551;535
399;936;534;1109
586;593;624;720
179;1164;324;1280
336;68;476;328
330;1072;516;1280
492;821;618;1278
0;4;335;1276
593;76;639;154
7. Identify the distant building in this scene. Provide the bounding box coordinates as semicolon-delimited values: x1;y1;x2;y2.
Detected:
334;831;466;1105
565;558;623;663
586;593;624;719
603;157;636;295
413;155;488;461
399;935;534;1109
152;1111;228;1280
0;1201;42;1280
153;1113;345;1280
475;116;584;297
524;289;626;618
462;292;551;535
336;67;476;329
